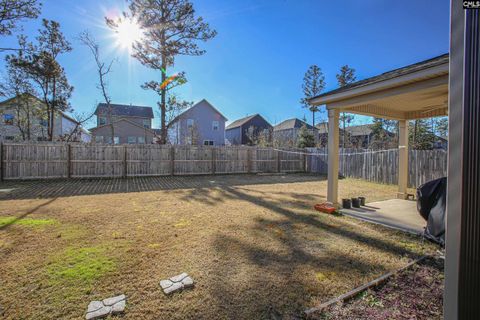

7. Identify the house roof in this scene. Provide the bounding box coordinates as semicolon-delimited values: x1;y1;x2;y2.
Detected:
226;114;269;130
273;118;316;131
169;99;228;125
315;122;347;134
95;103;154;119
310;54;449;102
344;124;374;136
89;118;157;135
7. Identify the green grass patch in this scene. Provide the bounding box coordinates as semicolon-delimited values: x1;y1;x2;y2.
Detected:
47;246;115;284
0;216;57;228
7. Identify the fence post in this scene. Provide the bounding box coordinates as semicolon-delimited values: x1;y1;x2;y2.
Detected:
67;143;72;178
247;147;252;173
123;145;127;178
211;147;216;174
303;149;307;173
170;146;175;176
0;142;3;182
276;150;281;173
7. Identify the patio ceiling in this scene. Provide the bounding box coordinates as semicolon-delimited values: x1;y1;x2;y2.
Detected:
309;54;449;120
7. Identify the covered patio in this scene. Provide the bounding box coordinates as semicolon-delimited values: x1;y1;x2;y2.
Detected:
309;54;449;205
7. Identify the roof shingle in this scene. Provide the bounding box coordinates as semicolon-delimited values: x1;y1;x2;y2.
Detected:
273;118;316;131
95;103;154;118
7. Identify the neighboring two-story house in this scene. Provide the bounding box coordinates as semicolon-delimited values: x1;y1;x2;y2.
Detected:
272;118;319;147
0;93;91;142
225;114;272;145
90;103;157;144
168;99;227;146
345;124;395;148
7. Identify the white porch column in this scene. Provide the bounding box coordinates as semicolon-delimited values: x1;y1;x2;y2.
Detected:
397;119;409;199
327;108;339;205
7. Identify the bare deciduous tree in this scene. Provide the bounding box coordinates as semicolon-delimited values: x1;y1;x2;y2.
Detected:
79;31;116;143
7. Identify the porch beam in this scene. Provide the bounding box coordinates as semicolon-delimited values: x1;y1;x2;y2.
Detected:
346;104;406;120
327;108;339;205
397;120;409;199
315;74;448;108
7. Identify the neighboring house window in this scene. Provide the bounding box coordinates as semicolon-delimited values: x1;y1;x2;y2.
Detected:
37;136;48;141
5;136;14;140
143;119;150;128
187;119;194;128
105;136;113;144
128;136;136;144
186;136;192;145
212;121;219;131
114;137;120;144
99;117;106;125
203;140;214;146
95;136;104;143
138;136;145;144
3;114;14;125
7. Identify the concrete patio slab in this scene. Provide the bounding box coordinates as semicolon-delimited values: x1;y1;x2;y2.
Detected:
340;199;425;234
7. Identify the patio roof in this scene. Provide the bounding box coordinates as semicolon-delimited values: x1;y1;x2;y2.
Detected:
314;54;450;205
310;54;449;120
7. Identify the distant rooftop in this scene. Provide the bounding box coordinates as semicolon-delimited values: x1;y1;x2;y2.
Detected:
226;114;266;130
274;118;316;131
95;103;154;119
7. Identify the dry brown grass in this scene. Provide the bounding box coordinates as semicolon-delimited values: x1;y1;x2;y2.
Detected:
0;175;432;319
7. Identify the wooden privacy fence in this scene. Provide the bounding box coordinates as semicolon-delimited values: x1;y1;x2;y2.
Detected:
307;148;448;188
0;143;306;180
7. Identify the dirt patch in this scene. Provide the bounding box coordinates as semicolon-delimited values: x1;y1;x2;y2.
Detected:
315;257;444;319
0;175;434;319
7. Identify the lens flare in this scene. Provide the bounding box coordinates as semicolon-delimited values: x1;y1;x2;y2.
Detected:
115;18;144;49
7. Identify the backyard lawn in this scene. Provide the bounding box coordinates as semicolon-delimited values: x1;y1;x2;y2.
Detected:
0;174;433;319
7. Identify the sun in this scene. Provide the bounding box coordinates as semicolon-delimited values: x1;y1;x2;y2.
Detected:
115;18;144;49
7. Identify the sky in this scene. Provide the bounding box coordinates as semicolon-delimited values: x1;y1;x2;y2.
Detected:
0;0;450;129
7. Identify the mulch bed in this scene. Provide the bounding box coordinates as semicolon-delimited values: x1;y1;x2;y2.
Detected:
314;256;444;319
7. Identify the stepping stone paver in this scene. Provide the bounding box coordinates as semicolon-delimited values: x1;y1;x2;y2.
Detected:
85;294;126;320
160;273;194;295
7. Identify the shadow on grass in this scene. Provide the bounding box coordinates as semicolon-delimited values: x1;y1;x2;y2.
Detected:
0;198;57;230
0;174;326;200
204;186;423;319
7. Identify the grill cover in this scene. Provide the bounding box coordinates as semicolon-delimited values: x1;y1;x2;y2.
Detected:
416;177;447;245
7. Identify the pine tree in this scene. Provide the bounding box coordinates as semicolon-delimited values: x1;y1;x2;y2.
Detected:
300;65;325;128
336;65;357;148
0;0;41;37
7;19;73;141
297;125;315;148
107;0;216;144
409;119;436;150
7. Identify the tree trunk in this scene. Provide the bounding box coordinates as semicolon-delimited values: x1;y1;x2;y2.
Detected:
49;77;57;141
413;120;418;148
160;59;167;144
